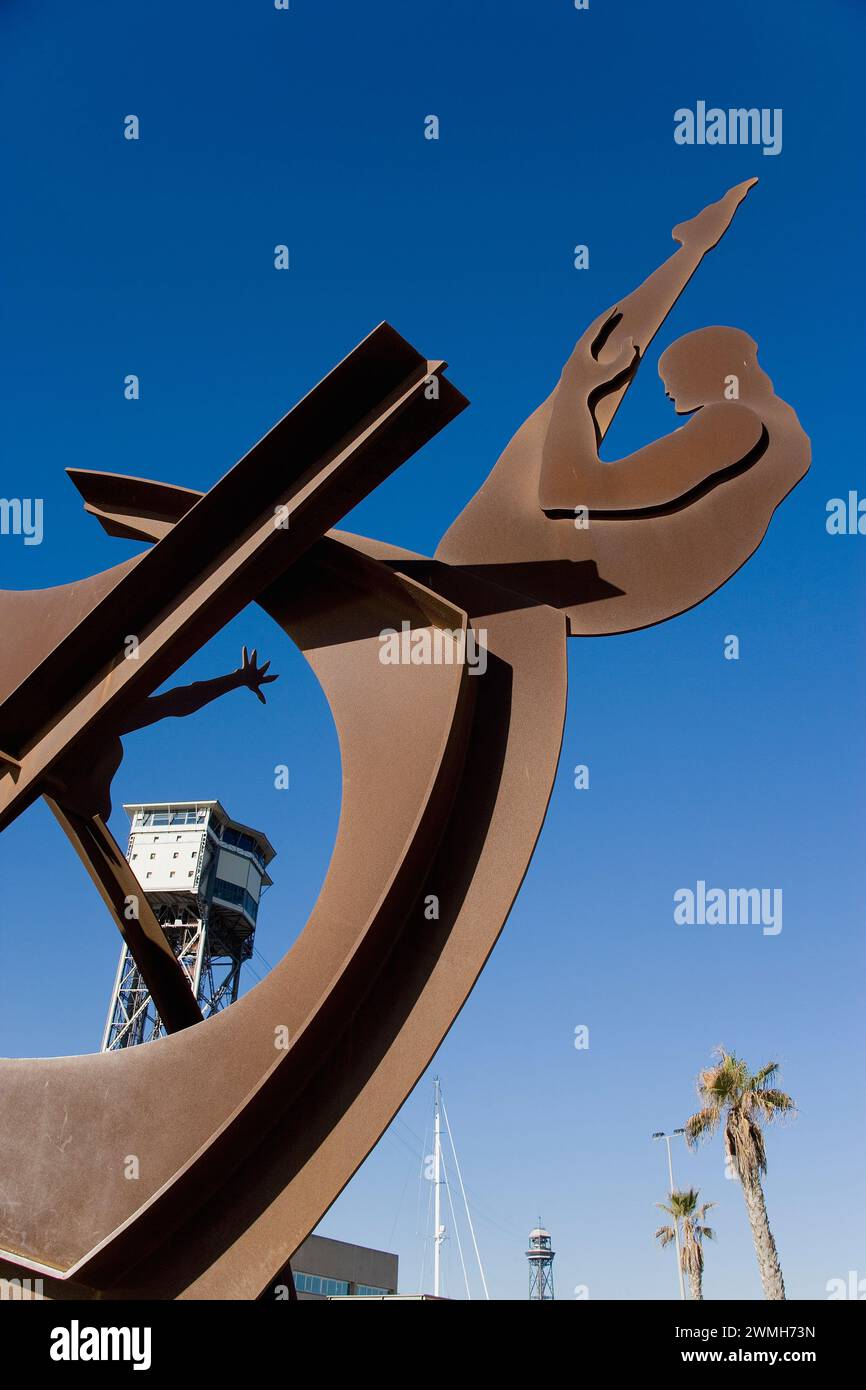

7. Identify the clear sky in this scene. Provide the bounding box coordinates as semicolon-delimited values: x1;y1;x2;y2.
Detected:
1;0;863;1300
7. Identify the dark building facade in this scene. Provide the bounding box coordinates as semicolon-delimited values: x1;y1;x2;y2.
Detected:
291;1234;398;1300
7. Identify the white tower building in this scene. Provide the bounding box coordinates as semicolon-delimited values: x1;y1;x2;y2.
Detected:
101;800;275;1050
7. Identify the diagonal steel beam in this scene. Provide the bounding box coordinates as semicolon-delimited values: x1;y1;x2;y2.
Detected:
0;323;467;834
45;800;203;1034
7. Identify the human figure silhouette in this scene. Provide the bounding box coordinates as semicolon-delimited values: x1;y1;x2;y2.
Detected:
436;179;810;636
46;646;277;821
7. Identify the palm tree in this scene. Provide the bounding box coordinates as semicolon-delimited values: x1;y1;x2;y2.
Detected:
685;1049;794;1300
655;1188;716;1300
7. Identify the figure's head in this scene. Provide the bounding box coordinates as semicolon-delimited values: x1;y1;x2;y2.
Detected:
658;327;773;413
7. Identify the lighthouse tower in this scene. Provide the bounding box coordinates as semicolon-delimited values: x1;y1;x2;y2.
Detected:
527;1225;555;1301
101;800;275;1050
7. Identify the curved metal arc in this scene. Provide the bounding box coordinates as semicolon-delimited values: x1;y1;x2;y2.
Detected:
0;539;494;1294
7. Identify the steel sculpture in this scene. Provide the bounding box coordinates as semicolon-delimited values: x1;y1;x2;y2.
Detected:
0;181;809;1298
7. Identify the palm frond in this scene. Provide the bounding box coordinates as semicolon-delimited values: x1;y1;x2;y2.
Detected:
657;1189;698;1218
685;1106;718;1148
749;1061;780;1090
753;1087;796;1121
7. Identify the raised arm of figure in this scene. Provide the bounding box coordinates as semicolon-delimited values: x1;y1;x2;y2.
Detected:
122;647;277;733
588;178;758;442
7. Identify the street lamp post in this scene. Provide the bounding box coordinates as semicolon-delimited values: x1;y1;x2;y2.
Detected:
653;1129;687;1301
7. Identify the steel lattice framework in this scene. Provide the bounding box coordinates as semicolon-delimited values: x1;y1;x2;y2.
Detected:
101;802;270;1052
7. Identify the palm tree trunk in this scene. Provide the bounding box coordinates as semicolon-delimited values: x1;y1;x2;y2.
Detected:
740;1176;785;1299
688;1267;703;1301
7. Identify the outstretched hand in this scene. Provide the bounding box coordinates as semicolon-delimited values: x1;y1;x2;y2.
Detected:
672;178;758;254
238;646;279;704
590;333;639;393
570;306;640;395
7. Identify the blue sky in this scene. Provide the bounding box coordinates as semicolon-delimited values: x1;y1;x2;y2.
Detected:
1;0;863;1299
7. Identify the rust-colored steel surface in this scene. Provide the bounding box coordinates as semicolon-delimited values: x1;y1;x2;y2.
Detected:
0;184;809;1298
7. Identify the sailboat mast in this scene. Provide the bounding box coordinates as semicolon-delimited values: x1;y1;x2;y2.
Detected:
433;1075;442;1297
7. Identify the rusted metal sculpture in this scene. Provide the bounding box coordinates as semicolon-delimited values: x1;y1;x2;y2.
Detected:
0;181;809;1299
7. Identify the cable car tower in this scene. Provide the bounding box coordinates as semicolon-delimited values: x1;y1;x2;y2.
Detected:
101;800;275;1050
527;1225;556;1300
